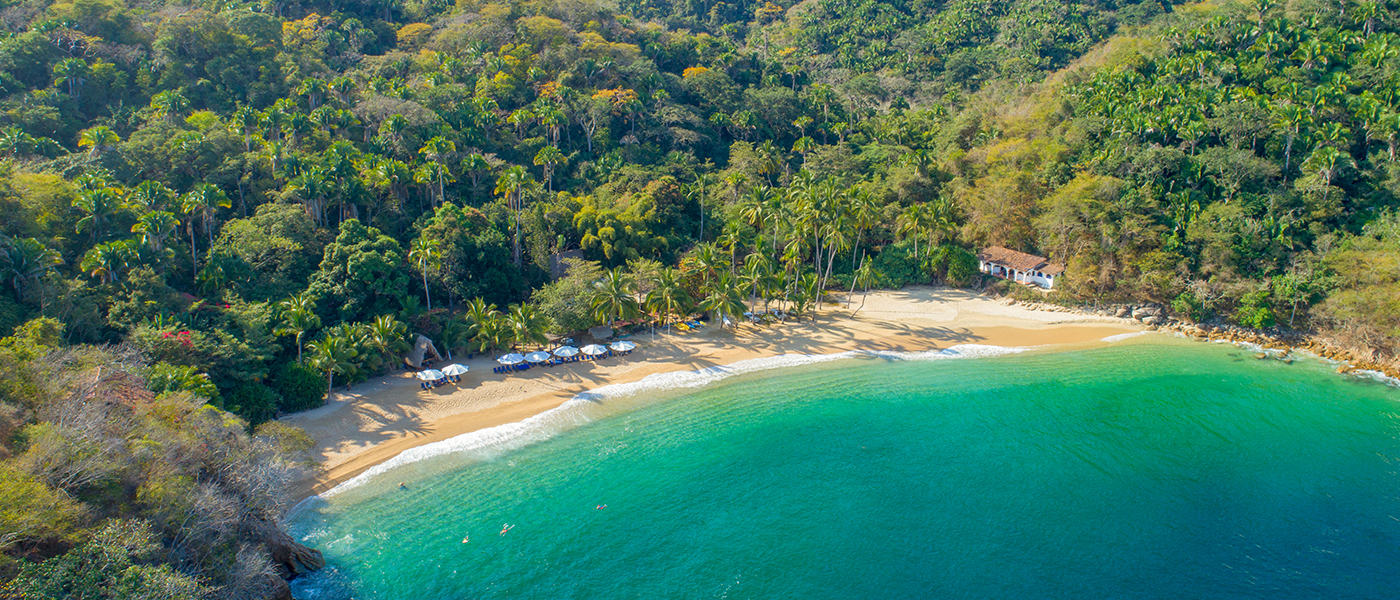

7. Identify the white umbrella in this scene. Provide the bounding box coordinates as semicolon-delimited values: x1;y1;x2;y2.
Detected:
440;364;469;376
553;346;579;357
526;351;553;363
416;369;445;381
581;344;608;356
610;341;637;352
497;353;526;365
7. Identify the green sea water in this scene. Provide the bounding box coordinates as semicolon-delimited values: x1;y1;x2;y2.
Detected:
288;336;1400;599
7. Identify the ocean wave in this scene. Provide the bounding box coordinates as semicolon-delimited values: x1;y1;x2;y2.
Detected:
313;344;1025;499
1101;331;1151;343
1351;370;1400;389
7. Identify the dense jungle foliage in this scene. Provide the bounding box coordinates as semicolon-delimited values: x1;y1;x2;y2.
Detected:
1;0;1398;593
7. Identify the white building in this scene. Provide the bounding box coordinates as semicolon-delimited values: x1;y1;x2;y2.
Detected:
977;246;1064;290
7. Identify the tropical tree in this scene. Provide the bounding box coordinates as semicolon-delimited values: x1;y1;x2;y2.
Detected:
494;165;536;267
73;188;124;242
0;236;63;299
533;146;567;192
131;211;179;253
645;267;692;331
506;303;549;348
591;267;640;327
365;314;409;366
77;126;120;156
700;271;747;328
180;183;232;267
307;332;360;395
275;292;321;363
408;237;442;310
52;58;88;97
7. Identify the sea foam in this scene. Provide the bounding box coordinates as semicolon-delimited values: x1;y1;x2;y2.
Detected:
312;344;1025;500
1101;331;1151;343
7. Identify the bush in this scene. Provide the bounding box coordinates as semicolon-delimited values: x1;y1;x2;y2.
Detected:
221;383;280;426
942;246;979;287
871;241;925;288
1171;291;1209;322
270;362;326;413
1233;290;1276;329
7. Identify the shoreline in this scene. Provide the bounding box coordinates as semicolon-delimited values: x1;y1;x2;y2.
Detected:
283;287;1142;501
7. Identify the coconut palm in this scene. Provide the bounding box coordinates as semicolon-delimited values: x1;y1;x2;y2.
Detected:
307;333;360;396
126;181;176;212
366;314;409;365
700;271;747;328
408;237;442;310
533;145;567;192
77;126;120;156
645;267;692;332
73;187;124;242
591;267;640;327
506;303;549;349
131;211;179;253
0;236;62;299
494;165;536;267
275;293;321;363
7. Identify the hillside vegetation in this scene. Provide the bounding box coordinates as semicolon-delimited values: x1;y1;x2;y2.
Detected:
0;0;1398;594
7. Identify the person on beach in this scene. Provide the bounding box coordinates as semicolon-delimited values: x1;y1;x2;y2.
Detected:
500;524;514;536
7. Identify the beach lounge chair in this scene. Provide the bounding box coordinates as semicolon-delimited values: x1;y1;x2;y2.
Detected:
675;323;691;332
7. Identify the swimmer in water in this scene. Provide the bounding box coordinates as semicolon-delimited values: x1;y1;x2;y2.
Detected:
398;482;407;489
500;524;514;536
461;533;469;543
596;504;607;509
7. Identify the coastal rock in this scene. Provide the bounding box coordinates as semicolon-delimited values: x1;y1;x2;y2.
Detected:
1116;307;1131;318
267;528;326;578
1142;316;1165;326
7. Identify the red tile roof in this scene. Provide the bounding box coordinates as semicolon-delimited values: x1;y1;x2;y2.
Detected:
978;246;1064;275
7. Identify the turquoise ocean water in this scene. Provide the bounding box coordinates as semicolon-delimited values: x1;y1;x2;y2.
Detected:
289;336;1400;599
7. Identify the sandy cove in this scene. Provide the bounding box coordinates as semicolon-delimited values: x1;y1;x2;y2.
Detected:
283;286;1141;500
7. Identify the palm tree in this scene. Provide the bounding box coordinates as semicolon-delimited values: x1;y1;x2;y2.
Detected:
686;241;727;287
307;333;360;396
460;153;491;195
52;58;88;97
700;271;747;328
132;211;179;253
418;136;456;203
506;303;549;349
180;184;231;282
275;292;321;363
645;267;692;332
896;204;930;260
463;297;497;338
849;255;876;313
591;267;640;327
533;146;567;192
1302;145;1352;203
0;236;63;299
149;90;190;123
366;314;409;365
126;181;176;212
73;188;123;242
494;165;535;267
79;242;128;284
77;126;120;156
408;237;442;310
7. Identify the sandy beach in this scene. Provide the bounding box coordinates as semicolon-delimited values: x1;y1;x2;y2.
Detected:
284;287;1140;499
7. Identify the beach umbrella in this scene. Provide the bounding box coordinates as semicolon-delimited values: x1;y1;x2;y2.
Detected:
416;369;446;380
553;346;579;357
440;364;469;376
581;344;608;356
609;341;637;352
497;353;525;365
526;351;552;363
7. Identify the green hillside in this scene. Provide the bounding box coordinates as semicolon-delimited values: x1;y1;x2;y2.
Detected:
0;0;1398;594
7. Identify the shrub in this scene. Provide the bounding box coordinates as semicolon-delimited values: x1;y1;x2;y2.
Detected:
1233;290;1276;329
221;383;280;426
270;362;326;413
